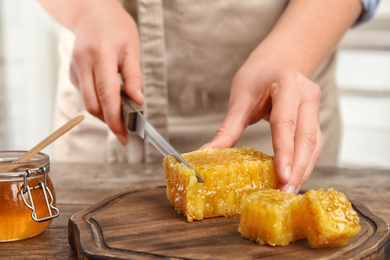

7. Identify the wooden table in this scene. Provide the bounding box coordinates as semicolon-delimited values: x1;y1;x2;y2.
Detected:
1;163;389;259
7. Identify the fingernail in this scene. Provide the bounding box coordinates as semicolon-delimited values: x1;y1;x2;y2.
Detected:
283;166;291;183
199;142;210;149
286;185;296;194
117;134;128;145
137;89;144;102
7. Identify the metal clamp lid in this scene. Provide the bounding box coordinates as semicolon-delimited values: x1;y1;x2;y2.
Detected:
21;166;59;223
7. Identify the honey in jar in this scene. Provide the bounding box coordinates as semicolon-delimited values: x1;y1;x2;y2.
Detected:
0;151;59;242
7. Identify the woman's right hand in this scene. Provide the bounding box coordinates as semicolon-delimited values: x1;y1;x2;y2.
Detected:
69;0;143;144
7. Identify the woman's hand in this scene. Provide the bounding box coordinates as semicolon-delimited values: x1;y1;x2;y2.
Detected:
205;59;322;194
37;0;144;144
204;0;363;193
69;1;143;145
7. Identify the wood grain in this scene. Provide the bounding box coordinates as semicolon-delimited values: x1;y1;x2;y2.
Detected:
0;204;84;259
69;186;390;260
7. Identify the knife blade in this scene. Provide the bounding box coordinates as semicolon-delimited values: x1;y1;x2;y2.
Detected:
121;91;205;183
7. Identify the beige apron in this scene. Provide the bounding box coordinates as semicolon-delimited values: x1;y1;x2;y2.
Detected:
53;0;340;167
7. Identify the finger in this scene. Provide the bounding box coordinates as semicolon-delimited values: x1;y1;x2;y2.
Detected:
203;118;245;149
294;127;322;193
93;49;129;144
72;57;104;122
269;81;299;186
283;84;321;194
69;60;79;88
120;48;143;105
204;106;248;149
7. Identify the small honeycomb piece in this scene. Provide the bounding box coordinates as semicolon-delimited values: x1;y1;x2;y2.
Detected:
164;147;278;222
296;188;361;248
239;188;361;248
238;189;305;246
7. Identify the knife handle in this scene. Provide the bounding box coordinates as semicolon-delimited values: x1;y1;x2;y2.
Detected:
120;91;143;132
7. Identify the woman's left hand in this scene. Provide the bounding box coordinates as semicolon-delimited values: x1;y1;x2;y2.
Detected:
204;0;364;193
204;58;322;194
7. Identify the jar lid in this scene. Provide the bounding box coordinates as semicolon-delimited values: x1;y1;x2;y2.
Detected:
0;151;50;177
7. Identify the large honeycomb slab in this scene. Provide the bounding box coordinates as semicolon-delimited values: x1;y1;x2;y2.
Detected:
164;147;278;222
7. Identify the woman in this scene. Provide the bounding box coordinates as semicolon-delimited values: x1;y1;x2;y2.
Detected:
38;0;378;193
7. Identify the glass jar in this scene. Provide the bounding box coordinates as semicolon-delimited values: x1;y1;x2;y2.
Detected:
0;151;59;242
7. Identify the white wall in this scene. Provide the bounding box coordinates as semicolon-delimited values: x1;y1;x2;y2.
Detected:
0;0;60;154
337;0;390;168
337;50;390;167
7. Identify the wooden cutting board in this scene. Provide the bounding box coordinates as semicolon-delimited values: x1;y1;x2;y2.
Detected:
68;186;390;259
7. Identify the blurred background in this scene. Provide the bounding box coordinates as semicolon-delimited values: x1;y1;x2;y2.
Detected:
0;0;389;167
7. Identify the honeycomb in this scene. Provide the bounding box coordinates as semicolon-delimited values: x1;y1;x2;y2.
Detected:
295;188;361;248
238;189;305;246
239;188;361;248
164;147;278;222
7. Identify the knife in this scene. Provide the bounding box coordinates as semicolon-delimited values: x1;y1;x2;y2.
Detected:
121;91;205;183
